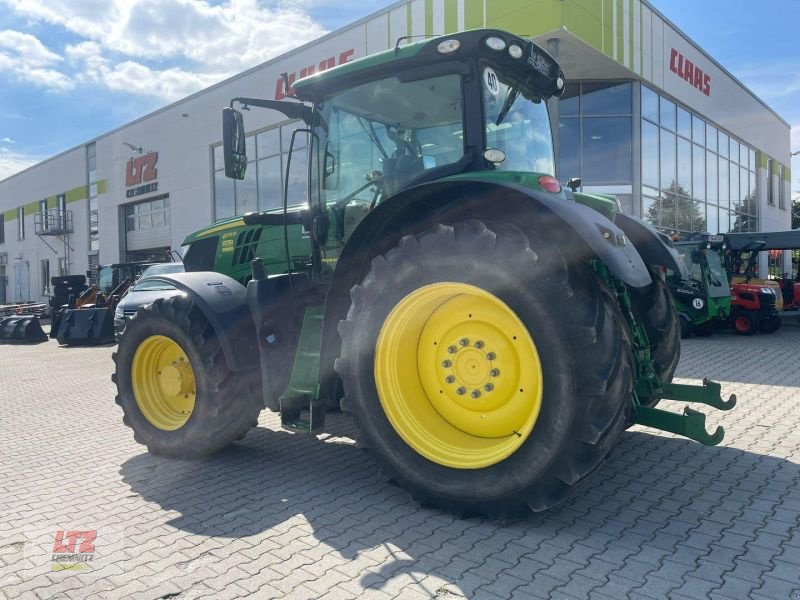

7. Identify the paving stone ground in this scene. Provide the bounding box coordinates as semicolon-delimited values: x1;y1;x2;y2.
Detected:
1;323;799;599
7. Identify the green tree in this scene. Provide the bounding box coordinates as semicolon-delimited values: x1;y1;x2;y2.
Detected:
644;181;706;234
792;196;799;230
731;190;758;233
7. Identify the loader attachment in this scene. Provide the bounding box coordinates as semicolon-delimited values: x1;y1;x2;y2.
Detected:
55;308;116;346
0;315;48;344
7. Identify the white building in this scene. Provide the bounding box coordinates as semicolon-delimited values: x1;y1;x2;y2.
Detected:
0;0;791;304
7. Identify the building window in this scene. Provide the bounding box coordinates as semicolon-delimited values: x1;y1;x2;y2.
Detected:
57;256;67;276
557;81;633;188
778;164;785;209
640;85;756;235
17;207;24;239
125;195;170;232
40;259;50;296
0;213;4;244
87;142;99;252
767;158;774;205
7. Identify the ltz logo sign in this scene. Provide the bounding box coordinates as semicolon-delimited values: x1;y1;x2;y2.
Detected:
125;152;159;198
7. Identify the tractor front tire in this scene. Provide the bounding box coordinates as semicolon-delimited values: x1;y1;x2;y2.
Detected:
733;312;759;335
336;221;633;515
759;316;781;334
112;296;262;458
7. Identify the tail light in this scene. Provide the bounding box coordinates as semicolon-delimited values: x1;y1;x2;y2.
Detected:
538;175;561;193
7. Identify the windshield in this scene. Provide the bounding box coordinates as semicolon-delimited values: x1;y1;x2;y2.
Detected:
481;66;554;175
133;279;177;292
704;250;730;298
141;263;185;278
315;73;465;207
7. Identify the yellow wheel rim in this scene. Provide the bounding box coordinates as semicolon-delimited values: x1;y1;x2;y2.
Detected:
132;335;196;431
374;283;543;469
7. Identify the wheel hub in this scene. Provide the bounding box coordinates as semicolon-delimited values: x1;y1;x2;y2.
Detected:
132;335;196;431
374;282;543;469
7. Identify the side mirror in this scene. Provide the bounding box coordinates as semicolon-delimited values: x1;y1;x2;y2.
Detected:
222;107;247;180
566;177;581;192
322;143;339;191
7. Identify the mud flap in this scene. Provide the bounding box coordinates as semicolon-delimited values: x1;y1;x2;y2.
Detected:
0;315;48;344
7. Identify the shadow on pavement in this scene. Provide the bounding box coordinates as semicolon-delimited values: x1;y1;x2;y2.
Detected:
120;418;800;594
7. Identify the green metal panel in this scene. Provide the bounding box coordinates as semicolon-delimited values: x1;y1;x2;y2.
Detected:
46;196;57;209
444;0;458;33
97;179;108;194
464;0;484;29
23;201;38;216
563;0;604;53
3;209;17;222
783;165;791;183
617;0;624;65
425;0;434;35
758;152;768;171
281;305;324;400
65;185;88;204
484;0;562;38
603;0;614;58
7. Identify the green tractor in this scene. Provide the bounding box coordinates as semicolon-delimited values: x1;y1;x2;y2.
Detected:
113;29;735;515
669;235;732;338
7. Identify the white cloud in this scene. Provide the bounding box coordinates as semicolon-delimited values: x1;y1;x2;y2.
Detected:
2;0;330;101
1;137;14;143
0;149;43;181
0;29;74;90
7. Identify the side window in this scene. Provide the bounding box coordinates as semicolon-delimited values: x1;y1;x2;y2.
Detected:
183;237;219;272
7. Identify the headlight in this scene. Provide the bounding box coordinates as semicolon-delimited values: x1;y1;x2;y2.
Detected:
508;44;523;59
485;36;506;51
760;287;774;295
114;308;124;318
437;39;460;54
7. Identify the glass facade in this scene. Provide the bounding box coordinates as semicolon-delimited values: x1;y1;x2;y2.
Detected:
125;196;170;232
640;85;757;234
558;82;633;212
87;142;99;252
213;121;308;221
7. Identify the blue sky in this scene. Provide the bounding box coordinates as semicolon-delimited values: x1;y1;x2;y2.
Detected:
1;0;798;190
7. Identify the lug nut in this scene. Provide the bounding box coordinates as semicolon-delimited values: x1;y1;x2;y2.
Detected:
445;375;455;384
456;387;466;395
459;338;470;347
490;368;500;377
486;352;496;361
447;345;457;354
474;340;484;349
442;359;452;368
484;383;494;392
471;390;481;399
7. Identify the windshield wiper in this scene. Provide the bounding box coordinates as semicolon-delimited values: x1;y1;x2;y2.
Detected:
495;87;520;126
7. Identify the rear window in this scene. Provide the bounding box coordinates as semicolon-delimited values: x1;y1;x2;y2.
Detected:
183;237;218;272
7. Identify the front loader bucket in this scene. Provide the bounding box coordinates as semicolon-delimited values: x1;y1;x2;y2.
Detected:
56;308;116;346
0;315;49;344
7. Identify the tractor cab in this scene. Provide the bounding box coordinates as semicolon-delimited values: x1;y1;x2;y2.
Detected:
221;30;572;279
669;235;731;337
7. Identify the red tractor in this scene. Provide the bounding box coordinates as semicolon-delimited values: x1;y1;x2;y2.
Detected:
723;241;781;335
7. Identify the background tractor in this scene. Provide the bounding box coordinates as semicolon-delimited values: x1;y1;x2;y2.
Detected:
113;30;735;515
722;241;782;335
669;235;732;338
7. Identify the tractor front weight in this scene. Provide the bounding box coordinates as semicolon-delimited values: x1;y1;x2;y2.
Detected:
594;263;736;446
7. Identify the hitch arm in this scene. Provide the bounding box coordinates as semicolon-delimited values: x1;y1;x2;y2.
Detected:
633;405;725;446
659;378;737;411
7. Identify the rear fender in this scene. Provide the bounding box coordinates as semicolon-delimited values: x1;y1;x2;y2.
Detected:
319;178;657;396
153;272;258;372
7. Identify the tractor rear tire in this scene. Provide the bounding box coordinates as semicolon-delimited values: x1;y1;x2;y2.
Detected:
759;316;781;334
336;221;633;516
693;321;715;337
112;295;262;458
629;272;680;407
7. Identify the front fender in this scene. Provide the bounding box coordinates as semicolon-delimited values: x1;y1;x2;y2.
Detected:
153;272;258;372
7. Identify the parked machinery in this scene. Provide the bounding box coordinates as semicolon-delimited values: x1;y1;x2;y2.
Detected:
113;29;736;515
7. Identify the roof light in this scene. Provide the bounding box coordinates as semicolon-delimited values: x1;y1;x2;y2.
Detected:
538;175;561;193
483;148;506;164
508;44;523;59
485;36;506;51
556;77;564;90
437;39;460;54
